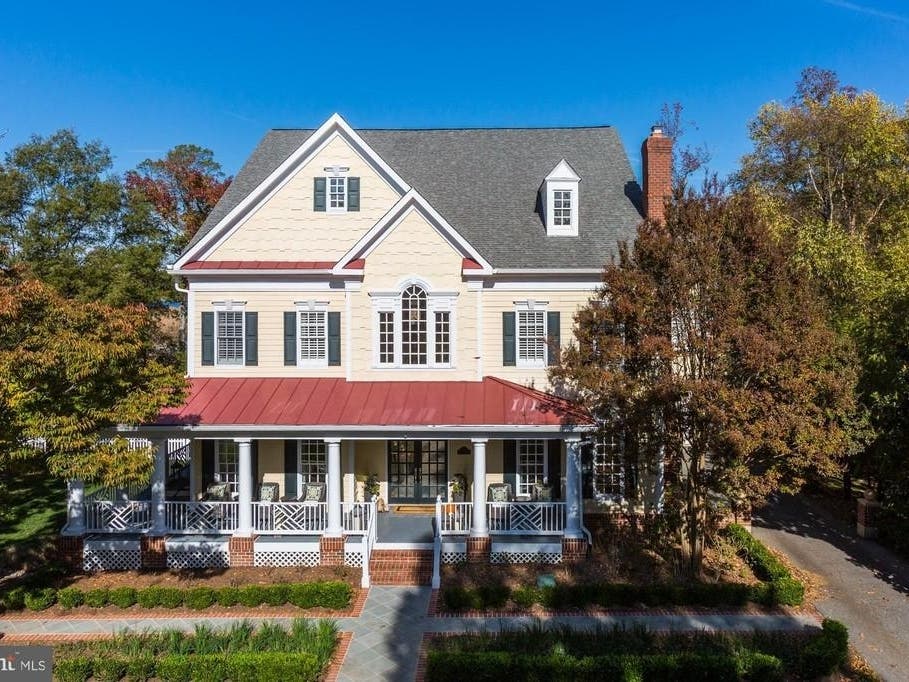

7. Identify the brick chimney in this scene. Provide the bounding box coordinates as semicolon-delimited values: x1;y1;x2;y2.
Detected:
641;126;673;224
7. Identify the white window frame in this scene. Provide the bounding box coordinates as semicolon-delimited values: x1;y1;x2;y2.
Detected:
543;160;580;236
515;302;548;368
327;175;347;213
297;439;327;491
215;440;239;497
371;283;457;369
516;440;548;498
593;434;625;502
213;304;245;367
296;304;329;368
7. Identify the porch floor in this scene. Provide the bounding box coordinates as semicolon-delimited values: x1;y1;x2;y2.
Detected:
376;512;435;544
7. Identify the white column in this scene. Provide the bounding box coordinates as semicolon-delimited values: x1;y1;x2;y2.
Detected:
470;438;488;537
565;437;584;538
189;439;197;501
151;439;168;533
236;438;253;536
65;479;86;535
344;441;356;504
325;438;343;536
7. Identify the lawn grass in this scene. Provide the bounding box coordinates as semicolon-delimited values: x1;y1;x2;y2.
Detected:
0;462;66;565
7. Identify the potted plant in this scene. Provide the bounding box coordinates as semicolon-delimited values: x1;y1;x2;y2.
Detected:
365;474;384;510
449;477;464;503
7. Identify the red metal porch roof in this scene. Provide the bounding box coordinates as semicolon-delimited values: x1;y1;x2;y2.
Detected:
155;376;590;428
182;259;365;271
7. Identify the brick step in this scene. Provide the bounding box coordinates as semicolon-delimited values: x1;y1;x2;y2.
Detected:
369;549;434;585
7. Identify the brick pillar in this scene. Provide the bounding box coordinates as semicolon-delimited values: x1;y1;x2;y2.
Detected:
466;536;491;564
57;535;84;571
320;536;345;566
229;536;256;567
141;536;167;569
857;497;882;539
561;537;588;563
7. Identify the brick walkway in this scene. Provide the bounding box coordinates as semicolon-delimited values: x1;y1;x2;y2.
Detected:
0;586;821;681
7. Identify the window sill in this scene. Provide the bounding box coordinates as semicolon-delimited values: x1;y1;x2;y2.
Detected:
372;364;456;370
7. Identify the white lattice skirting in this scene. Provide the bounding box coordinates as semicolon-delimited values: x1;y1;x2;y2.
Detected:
83;548;142;571
490;551;562;565
254;550;320;567
167;549;230;569
344;551;363;567
441;552;468;564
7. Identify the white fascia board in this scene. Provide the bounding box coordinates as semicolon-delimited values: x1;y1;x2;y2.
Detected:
170;268;338;276
333;190;494;275
173;113;411;269
120;424;594;438
492;268;603;275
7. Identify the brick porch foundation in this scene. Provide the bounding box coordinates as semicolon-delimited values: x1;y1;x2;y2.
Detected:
320;536;345;566
369;549;433;585
561;537;588;563
57;535;84;570
229;536;256;567
466;536;491;563
140;536;167;569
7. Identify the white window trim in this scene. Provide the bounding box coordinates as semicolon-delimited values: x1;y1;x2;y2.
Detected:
212;302;246;367
370;286;458;370
215;440;239;498
516;439;548;498
593;435;626;503
295;301;330;368
543;160;580;236
514;301;548;369
327;172;347;214
296;439;327;492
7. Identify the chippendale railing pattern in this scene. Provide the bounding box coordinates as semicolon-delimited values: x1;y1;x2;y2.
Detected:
165;502;238;533
84;501;152;533
487;502;565;534
253;502;327;534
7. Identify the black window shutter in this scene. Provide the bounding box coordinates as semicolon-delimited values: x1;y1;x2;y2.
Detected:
347;177;360;212
547;311;560;366
201;440;215;490
201;312;214;366
502;312;516;366
251;440;259;500
548;439;562;499
284;312;297;366
503;440;517;496
284;440;298;498
244;312;258;366
314;177;326;211
327;311;341;366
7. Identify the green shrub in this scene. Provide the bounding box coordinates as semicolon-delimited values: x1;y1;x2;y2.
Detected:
511;586;538;608
798;619;849;678
156;653;322;682
24;587;57;611
727;524;790;580
57;587;85;609
769;577;805;606
477;583;510;609
442;586;475;612
238;585;267;607
154;655;193;682
286;582;351;610
137;586;165;608
263;583;290;606
109;587;138;609
214;586;238;607
92;657;127;682
84;588;110;608
185;587;216;610
1;586;27;611
742;651;785;680
159;588;183;609
124;655;155;682
54;657;92;682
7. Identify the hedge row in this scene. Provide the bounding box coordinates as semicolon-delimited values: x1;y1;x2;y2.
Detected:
55;652;323;682
443;580;793;612
426;619;849;681
0;581;351;613
726;523;805;606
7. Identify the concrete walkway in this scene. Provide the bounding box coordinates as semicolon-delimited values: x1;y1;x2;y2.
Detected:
753;494;909;682
0;586;820;681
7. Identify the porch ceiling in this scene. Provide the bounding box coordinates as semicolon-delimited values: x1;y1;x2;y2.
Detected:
153;376;591;431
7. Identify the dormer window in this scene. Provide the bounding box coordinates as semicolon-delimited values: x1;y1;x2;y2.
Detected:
542;159;580;236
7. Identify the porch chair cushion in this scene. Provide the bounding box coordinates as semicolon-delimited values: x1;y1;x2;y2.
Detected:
487;483;512;503
533;482;552;501
258;482;280;502
203;482;231;501
303;481;326;502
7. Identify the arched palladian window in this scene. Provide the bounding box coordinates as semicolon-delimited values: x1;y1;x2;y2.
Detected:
374;282;454;368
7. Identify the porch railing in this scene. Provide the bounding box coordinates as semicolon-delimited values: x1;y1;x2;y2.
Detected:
342;502;373;534
84;501;152;533
165;501;238;534
253;502;326;534
360;496;378;588
438;501;473;535
487;501;566;534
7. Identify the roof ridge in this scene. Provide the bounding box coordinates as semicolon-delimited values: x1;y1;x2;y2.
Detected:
269;125;615;132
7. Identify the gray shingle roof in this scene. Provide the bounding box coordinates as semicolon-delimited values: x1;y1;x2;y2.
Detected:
185;126;644;269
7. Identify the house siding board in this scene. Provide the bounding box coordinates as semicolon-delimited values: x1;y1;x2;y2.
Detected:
206;135;401;262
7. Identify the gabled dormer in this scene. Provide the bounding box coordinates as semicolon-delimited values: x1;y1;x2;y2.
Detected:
541;159;580;236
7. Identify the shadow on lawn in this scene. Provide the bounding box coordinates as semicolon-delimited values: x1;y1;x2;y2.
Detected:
0;463;66;572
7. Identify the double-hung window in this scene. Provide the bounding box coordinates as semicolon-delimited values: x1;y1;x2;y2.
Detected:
328;176;346;211
298;310;327;366
517;309;546;367
216;311;244;365
553;189;572;226
593;434;625;500
298;440;326;485
517;440;547;497
375;284;455;368
215;440;239;496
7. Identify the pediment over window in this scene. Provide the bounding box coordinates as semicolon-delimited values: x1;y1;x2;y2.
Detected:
541;159;580;237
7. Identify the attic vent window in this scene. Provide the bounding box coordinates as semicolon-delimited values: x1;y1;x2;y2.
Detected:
542;159;580;236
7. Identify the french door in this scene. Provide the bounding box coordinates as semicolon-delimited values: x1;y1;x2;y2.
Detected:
387;440;448;503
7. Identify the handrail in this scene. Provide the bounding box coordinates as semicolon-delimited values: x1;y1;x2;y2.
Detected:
361;495;378;588
431;494;442;589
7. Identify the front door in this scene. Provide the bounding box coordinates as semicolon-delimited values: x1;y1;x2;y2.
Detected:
388;440;448;503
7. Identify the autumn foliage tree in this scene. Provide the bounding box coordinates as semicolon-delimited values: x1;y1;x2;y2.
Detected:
551;185;856;572
0;260;187;494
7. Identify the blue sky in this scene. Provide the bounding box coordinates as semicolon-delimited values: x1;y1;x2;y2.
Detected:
1;1;906;182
